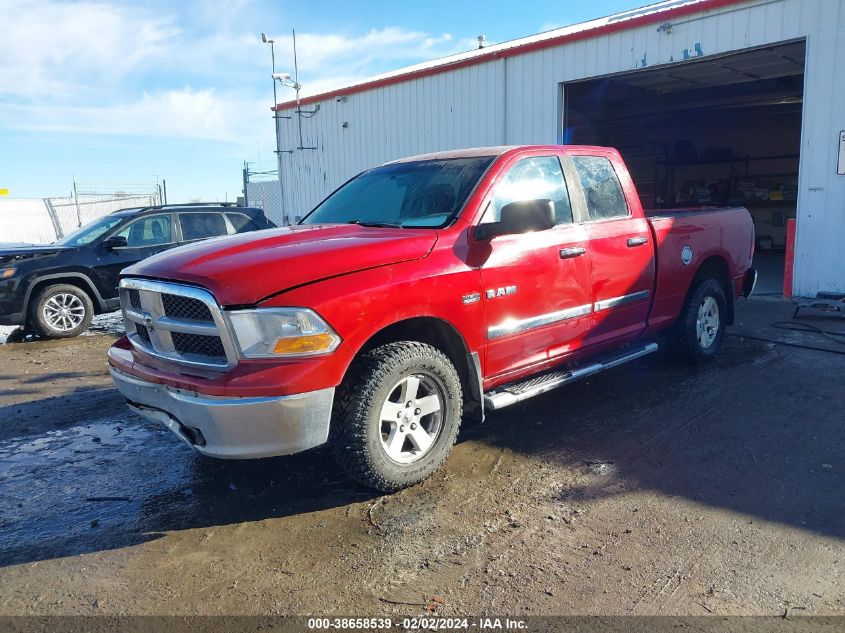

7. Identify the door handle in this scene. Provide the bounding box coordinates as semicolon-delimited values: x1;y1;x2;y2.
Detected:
560;246;587;259
627;236;649;247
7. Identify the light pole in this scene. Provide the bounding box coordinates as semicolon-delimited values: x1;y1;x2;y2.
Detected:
262;32;286;225
272;30;318;152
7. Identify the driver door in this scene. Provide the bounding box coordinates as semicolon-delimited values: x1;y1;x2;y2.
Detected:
478;154;593;381
93;214;175;298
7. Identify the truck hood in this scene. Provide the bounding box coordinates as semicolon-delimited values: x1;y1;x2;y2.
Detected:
124;224;438;306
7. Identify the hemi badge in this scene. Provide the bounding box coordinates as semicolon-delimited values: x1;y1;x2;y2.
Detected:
462;292;481;305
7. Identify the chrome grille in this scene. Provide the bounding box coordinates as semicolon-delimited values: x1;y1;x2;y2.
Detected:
172;331;226;358
161;294;213;322
118;278;237;371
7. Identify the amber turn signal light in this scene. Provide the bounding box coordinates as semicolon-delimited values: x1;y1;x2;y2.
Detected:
273;332;337;355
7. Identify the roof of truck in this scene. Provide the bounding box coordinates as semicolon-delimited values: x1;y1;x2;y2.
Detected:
385;146;520;164
383;144;617;164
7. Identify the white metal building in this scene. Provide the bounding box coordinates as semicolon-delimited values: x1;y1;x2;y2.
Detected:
274;0;845;298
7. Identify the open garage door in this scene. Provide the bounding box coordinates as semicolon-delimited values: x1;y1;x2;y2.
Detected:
563;40;806;296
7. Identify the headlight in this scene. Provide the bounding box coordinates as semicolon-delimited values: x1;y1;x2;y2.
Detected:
227;307;341;358
0;267;17;279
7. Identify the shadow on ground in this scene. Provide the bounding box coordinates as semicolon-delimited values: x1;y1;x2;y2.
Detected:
466;336;844;540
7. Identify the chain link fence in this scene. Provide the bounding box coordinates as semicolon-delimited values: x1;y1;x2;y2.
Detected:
243;165;287;226
0;191;161;245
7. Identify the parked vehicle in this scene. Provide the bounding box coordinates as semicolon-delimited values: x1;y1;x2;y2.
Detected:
108;146;757;492
0;203;275;338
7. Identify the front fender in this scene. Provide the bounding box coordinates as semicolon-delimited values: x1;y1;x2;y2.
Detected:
259;252;484;376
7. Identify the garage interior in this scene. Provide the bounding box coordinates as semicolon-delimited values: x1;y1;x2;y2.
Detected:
563;40;806;295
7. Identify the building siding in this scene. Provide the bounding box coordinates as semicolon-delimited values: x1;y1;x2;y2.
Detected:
277;0;844;296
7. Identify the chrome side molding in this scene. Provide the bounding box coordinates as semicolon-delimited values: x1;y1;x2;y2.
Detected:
488;303;592;340
594;289;650;313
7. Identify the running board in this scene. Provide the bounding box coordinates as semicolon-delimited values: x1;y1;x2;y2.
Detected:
483;342;659;411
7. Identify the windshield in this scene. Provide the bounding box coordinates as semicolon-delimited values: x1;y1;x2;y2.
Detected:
55;215;126;246
301;156;495;228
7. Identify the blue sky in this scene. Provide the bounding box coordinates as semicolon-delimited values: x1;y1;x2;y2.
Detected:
0;0;647;203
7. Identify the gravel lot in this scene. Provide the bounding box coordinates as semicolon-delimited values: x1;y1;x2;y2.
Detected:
0;300;843;616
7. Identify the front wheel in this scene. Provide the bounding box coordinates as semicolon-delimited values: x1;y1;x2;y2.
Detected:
331;342;463;492
30;284;94;339
670;277;727;364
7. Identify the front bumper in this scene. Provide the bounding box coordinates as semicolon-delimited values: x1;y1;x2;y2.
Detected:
110;366;334;459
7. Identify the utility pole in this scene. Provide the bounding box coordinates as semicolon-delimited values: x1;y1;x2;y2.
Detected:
242;162;250;207
262;32;286;225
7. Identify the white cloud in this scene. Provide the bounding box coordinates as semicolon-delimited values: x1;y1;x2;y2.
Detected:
3;88;268;144
262;28;474;97
0;0;177;98
0;0;479;146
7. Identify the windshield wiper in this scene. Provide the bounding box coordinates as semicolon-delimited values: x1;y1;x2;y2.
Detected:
346;220;403;228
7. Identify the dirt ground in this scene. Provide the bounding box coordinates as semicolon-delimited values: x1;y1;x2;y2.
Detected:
0;300;843;616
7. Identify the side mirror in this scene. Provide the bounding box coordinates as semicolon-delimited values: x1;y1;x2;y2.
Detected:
102;236;128;250
473;199;555;240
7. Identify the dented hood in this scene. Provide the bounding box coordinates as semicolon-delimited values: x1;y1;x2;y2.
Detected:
123;224;438;306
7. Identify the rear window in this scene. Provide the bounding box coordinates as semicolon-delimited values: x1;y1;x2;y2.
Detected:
572;156;628;220
226;213;260;233
179;212;228;241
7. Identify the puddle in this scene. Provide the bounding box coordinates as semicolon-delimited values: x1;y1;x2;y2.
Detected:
0;416;187;564
0;411;371;567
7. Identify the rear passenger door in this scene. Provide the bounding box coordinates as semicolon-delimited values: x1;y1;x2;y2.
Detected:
566;152;655;346
177;211;230;244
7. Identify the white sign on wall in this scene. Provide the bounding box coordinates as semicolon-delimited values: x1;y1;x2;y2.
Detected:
839;130;845;175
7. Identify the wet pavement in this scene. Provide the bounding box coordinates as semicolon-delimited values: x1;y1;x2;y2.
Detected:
0;299;843;615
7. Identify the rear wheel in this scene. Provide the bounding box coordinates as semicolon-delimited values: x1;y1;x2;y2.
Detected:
30;284;94;339
670;277;727;364
331;342;463;492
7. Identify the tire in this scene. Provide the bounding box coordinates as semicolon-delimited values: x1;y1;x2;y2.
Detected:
30;284;94;339
670;277;727;364
331;341;463;492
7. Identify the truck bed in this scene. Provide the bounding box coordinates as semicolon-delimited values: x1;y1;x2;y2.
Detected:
645;206;755;333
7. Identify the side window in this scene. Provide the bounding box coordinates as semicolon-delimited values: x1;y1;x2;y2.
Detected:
114;214;172;247
179;212;228;241
226;213;260;234
484;156;573;225
572;156;629;220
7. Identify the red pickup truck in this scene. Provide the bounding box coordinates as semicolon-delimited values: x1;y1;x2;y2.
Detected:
109;145;756;491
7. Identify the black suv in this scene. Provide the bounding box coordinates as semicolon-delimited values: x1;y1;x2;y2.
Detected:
0;203;275;338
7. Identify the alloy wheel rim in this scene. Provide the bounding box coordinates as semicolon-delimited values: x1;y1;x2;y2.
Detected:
696;295;720;349
379;374;445;464
42;293;85;332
